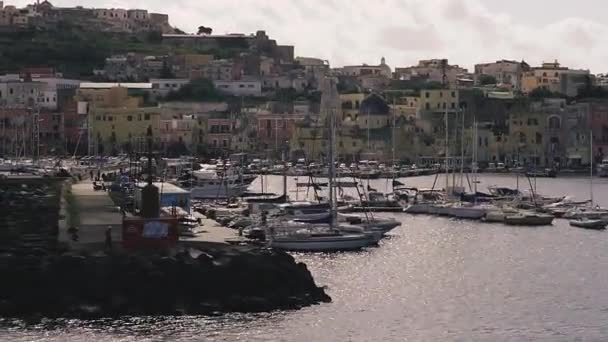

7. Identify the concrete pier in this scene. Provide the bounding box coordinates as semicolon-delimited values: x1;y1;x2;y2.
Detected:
59;181;123;250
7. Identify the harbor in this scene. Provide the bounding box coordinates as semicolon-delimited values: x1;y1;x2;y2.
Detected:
4;173;608;341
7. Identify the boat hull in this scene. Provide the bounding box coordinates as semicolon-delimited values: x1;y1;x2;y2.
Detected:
504;215;554;226
270;235;372;252
448;207;486;219
569;220;607;230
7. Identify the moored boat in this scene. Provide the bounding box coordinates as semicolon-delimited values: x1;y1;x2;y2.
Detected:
569;218;607;230
504;212;554;226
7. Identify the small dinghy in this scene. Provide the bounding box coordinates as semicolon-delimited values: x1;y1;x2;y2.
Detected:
569;218;607;230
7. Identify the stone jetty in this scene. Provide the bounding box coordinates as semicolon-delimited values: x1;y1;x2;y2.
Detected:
0;246;330;318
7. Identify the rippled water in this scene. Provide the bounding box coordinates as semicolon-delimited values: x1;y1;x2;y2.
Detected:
4;174;608;341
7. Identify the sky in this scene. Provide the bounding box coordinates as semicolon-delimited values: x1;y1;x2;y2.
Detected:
10;0;608;73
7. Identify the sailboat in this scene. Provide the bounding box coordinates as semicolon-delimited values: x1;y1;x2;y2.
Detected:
269;78;377;252
570;131;607;230
447;113;493;220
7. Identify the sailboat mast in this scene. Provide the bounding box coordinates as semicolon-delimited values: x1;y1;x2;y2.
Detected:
367;107;370;151
445;104;449;197
392;97;396;169
460;107;465;188
473;116;478;194
328;106;336;227
590;130;594;204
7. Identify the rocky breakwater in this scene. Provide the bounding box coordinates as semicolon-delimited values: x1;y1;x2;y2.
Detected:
0;246;331;318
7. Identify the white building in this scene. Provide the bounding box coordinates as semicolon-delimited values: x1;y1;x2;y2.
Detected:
339;57;392;78
149;78;189;98
214;79;262;96
474;60;529;90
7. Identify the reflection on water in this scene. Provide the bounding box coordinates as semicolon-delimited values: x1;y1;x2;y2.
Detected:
4;175;608;341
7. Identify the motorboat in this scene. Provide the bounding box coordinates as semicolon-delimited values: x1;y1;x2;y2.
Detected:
482;207;519;223
504;212;554;226
563;206;608;220
598;159;608;177
447;203;488;220
569;218;607;230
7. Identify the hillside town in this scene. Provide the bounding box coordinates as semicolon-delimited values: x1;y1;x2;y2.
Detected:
2;1;608;170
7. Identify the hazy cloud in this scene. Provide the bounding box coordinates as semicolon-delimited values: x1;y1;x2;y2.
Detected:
9;0;608;72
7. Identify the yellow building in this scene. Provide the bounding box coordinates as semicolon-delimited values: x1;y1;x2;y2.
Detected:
419;89;459;114
521;60;590;95
291;123;326;160
90;107;161;154
508;111;546;165
78;87;141;109
79;86;161;154
392;95;420;120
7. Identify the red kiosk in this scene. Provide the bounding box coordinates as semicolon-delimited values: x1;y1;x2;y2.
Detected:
122;128;179;250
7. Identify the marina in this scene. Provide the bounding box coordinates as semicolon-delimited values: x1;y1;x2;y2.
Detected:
4;173;608;340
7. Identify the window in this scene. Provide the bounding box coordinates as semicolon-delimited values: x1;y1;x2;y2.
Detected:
451;91;456;98
96;116;101;121
9;88;13;95
108;116;113;121
353;141;357;147
248;84;254;88
127;116;133;121
439;92;443;98
451;102;455;109
223;140;228;147
138;114;142;121
425;103;430;110
111;125;115;130
425;92;430;98
144;114;150;120
535;132;542;145
239;84;245;88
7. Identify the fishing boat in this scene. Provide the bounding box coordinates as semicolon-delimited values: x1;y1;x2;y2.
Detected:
569;218;607;230
504;212;554;226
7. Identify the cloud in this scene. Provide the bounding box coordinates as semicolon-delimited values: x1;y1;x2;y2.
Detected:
9;0;608;72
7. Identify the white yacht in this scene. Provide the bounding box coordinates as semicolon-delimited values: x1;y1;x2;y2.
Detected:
187;164;255;199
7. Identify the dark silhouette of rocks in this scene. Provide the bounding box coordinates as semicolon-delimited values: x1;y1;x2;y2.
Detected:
0;246;331;318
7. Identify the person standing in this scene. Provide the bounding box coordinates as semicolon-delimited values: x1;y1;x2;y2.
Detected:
105;227;112;250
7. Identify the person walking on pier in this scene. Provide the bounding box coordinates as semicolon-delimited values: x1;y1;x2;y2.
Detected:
105;227;113;250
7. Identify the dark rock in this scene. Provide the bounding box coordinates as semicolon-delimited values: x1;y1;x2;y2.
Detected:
0;246;331;318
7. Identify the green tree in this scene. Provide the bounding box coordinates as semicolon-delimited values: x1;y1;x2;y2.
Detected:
478;74;497;85
165;78;225;101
